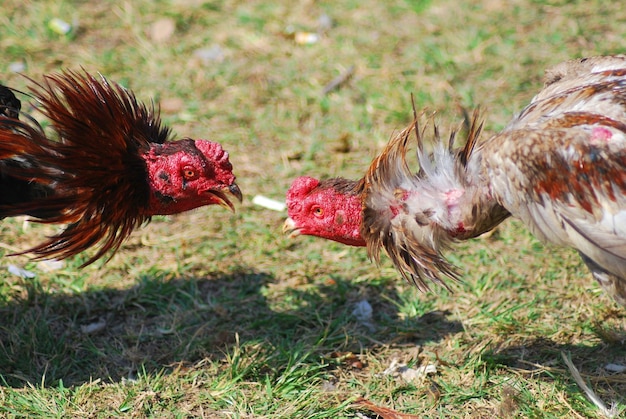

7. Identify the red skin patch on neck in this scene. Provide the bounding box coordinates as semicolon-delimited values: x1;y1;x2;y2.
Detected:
388;189;411;218
591;127;612;143
451;222;466;237
445;189;464;202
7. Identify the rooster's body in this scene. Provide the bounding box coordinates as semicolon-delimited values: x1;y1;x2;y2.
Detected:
0;84;63;220
0;71;241;265
285;54;626;307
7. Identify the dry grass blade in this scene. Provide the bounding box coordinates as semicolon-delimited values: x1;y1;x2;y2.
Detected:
561;352;622;418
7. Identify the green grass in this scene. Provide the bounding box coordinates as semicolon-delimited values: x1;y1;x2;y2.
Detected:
1;0;625;417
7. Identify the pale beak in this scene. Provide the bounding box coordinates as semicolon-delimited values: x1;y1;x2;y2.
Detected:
209;182;243;212
282;217;301;238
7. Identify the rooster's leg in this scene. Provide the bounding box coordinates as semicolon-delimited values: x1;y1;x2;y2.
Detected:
579;253;626;307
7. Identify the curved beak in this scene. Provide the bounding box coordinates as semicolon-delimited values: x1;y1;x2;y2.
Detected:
209;183;243;212
282;217;301;238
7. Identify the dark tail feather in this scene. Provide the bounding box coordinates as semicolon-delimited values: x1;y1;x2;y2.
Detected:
0;93;68;220
0;84;21;120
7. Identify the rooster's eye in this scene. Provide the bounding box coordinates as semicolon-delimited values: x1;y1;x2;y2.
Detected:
182;166;198;180
313;206;324;217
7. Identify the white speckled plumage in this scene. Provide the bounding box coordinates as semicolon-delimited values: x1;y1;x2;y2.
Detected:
362;55;626;306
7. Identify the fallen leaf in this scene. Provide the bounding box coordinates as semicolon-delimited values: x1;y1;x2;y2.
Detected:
329;351;367;369
354;398;421;419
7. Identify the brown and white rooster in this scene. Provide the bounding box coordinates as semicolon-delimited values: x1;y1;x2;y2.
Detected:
285;54;626;307
0;71;242;265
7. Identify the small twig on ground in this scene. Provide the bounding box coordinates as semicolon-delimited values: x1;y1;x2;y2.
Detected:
322;65;355;95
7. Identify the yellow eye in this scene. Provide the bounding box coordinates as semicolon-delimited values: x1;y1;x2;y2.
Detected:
313;206;324;217
183;166;198;180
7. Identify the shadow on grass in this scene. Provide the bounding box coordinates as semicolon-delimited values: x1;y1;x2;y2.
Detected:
481;336;626;407
0;268;462;388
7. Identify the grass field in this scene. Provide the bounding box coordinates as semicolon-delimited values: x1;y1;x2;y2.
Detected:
1;0;625;417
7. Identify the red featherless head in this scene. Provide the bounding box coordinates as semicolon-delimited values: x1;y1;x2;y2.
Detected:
0;70;240;265
143;138;241;215
283;176;365;247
